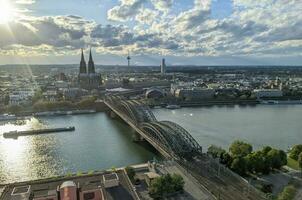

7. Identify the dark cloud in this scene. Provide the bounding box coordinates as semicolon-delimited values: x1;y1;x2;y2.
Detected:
0;16;88;49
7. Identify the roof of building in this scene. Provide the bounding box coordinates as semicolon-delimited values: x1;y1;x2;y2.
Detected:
103;173;119;181
60;181;76;189
144;172;160;179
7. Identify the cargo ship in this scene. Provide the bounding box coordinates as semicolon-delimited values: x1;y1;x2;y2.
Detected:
3;126;75;139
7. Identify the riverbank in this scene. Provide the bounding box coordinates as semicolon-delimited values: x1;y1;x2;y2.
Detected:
0;99;109;116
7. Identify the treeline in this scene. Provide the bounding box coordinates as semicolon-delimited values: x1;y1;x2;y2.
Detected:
289;144;302;169
3;97;98;114
207;140;287;176
33;97;97;111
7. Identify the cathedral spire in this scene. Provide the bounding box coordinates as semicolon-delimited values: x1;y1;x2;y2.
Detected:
88;47;95;74
79;48;87;74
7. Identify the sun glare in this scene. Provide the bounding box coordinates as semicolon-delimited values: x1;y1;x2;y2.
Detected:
0;0;14;24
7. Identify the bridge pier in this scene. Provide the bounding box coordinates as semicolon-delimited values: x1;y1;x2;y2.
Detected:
132;132;145;142
109;110;117;118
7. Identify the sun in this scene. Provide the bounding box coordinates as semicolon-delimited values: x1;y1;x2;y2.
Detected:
0;0;14;24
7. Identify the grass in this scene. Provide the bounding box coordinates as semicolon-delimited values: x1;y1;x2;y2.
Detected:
287;157;301;170
277;185;297;200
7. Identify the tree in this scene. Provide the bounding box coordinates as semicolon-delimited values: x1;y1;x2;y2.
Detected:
207;145;226;159
267;149;287;169
4;94;9;105
262;146;272;155
298;152;302;170
245;151;265;173
149;174;184;199
289;144;302;160
6;105;22;113
231;157;247;176
220;152;233;167
125;166;136;182
277;185;297;200
75;97;96;109
32;89;43;104
229;140;253;157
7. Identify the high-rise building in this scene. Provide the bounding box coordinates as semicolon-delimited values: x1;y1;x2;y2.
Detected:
161;58;166;75
78;48;102;90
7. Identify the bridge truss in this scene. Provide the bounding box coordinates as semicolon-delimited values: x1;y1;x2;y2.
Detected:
105;95;202;160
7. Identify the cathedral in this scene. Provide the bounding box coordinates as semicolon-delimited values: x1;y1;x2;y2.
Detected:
78;48;102;90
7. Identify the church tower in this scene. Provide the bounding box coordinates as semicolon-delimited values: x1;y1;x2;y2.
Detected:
79;48;87;74
88;48;95;74
78;48;101;90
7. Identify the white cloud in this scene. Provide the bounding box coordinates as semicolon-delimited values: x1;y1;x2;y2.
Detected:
107;0;146;21
151;0;173;12
15;0;35;4
1;0;302;60
135;8;159;25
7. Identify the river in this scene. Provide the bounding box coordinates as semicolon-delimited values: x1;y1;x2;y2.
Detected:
1;105;302;183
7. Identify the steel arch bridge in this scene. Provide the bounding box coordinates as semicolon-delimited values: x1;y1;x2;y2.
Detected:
140;121;202;159
106;96;157;124
105;96;202;159
104;96;267;200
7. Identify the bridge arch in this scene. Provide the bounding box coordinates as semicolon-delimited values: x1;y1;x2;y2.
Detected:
140;121;202;159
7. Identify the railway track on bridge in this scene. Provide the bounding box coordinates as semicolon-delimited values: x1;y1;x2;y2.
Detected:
104;96;267;200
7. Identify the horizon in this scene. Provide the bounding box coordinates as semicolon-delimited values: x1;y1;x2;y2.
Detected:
0;0;301;65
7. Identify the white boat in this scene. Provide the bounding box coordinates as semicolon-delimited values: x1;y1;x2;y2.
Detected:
166;104;181;109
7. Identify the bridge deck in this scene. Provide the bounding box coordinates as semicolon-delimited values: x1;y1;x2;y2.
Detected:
105;101;172;159
104;99;267;200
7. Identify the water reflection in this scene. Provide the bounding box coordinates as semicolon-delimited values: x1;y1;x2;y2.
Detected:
0;114;158;183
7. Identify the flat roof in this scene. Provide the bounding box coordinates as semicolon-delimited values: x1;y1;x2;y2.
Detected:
144;172;160;179
103;173;118;181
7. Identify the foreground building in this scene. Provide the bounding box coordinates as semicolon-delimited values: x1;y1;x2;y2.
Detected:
78;49;102;90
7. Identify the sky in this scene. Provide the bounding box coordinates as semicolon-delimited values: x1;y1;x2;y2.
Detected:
0;0;301;65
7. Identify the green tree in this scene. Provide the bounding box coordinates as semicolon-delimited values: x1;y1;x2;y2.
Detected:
245;151;265;173
229;140;253;157
289;144;302;160
207;145;226;159
75;97;97;109
298;152;302;170
262;146;272;155
125;166;136;182
267;149;287;169
231;157;247;176
6;105;22;113
220;152;233;167
4;94;9;105
32;89;43;104
277;185;297;200
149;174;184;199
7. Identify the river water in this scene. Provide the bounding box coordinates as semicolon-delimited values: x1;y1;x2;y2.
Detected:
1;105;302;183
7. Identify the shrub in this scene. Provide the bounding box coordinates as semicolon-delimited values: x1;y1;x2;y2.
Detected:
289;144;302;160
277;185;296;200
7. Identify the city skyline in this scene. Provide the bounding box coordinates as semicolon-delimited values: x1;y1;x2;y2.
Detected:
0;0;301;65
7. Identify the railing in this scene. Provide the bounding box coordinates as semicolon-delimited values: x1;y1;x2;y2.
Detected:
105;97;267;200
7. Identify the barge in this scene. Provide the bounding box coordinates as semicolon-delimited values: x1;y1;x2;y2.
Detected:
3;126;75;139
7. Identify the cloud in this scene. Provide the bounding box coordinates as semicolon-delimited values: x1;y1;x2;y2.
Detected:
15;0;35;4
107;0;146;21
1;0;302;61
135;8;159;25
0;15;90;50
151;0;173;12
